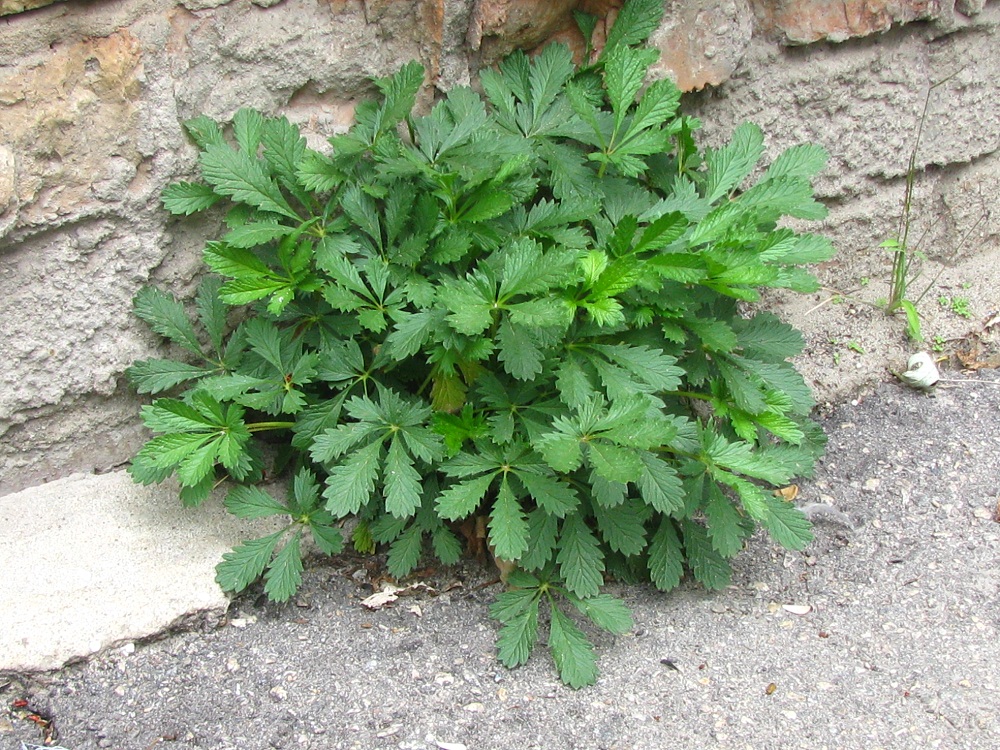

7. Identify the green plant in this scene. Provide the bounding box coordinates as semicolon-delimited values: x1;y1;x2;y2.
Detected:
880;68;985;342
937;295;972;319
127;0;833;687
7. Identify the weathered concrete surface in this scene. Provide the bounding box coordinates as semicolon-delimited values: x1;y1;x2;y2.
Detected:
3;374;999;748
0;471;282;673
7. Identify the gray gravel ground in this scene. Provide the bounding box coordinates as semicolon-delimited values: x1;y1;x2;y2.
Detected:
3;372;999;750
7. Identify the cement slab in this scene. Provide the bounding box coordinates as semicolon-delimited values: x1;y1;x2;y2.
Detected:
0;471;280;672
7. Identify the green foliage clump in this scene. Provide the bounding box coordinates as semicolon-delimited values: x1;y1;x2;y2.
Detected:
128;0;834;687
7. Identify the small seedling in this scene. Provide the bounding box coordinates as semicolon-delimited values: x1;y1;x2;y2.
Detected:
937;295;973;319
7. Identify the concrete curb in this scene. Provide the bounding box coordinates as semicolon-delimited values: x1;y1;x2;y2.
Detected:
0;471;280;673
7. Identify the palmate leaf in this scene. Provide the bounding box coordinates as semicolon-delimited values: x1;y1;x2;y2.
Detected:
647;518;684;592
200;143;300;220
204;243;298;310
135;396;250;486
603;0;664;51
516;471;579;518
383;437;422;518
488;478;529;562
765;142;828;181
323;441;383;517
162;182;221;215
133;286;203;355
704;482;748;557
520;508;559;571
127;359;215;394
760;493;813;550
216;529;286;594
681;519;732;590
387;523;424;578
592;497;648;556
494;595;540;668
704;122;765;204
224;485;289;519
548;604;598;689
566;593;634;634
436;473;495;521
557;513;605;598
263;533;304;602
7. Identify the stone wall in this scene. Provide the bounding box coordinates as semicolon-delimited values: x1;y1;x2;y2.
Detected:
1;0;997;494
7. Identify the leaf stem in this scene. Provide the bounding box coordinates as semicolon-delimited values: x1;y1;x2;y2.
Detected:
247;421;296;432
665;390;712;401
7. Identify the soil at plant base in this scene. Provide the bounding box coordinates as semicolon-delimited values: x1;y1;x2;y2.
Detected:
777;242;1000;409
2;368;998;750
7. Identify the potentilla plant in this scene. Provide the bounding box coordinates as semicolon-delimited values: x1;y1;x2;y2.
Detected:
127;0;834;687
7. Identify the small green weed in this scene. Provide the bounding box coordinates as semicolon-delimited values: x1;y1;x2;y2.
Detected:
846;341;865;355
937;295;972;319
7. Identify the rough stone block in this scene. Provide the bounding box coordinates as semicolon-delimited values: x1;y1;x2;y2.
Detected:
752;0;945;44
468;0;578;64
0;29;143;240
956;0;985;14
0;0;63;16
649;0;753;91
